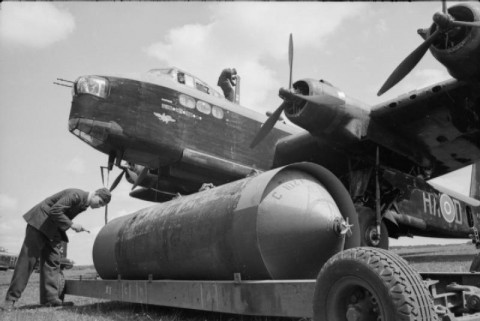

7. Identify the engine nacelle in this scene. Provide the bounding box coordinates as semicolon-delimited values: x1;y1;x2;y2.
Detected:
424;3;480;80
284;79;369;142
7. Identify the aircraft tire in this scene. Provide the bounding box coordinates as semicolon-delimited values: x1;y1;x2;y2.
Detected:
470;253;480;272
313;247;438;321
357;206;389;249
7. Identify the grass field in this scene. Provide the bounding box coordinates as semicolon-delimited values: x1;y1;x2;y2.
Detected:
0;243;477;321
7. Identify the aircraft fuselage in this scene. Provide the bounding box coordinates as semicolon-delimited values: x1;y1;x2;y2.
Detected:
69;70;295;192
382;168;480;239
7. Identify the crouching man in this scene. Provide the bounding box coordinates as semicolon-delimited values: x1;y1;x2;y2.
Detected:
0;188;111;311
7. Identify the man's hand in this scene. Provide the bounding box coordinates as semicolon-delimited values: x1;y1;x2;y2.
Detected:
70;223;90;233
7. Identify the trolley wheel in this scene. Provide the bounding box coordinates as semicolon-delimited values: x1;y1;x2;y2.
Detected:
58;270;66;301
313;247;438;321
470;253;480;272
358;206;389;249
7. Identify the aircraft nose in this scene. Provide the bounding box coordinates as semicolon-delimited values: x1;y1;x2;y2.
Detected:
68;118;123;147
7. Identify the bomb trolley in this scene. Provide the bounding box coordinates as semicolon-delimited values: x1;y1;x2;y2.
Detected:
64;163;480;320
64;248;480;321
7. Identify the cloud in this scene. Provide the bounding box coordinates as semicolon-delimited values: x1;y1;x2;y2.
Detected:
144;3;365;110
0;214;25;254
410;68;451;90
65;156;86;174
0;3;75;48
0;194;18;212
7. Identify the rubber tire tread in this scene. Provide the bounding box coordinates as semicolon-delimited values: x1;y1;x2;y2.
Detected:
313;247;438;321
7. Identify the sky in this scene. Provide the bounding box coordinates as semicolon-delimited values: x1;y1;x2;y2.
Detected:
0;2;474;266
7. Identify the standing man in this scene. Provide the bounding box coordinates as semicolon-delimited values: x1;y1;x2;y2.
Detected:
217;68;238;102
0;188;111;311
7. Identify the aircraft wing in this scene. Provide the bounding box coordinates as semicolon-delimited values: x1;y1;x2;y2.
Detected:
369;79;480;178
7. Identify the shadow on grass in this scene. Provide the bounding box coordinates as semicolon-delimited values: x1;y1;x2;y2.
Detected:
403;253;474;263
61;301;301;321
17;303;46;310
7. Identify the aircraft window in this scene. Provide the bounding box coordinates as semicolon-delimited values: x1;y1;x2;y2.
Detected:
212;106;224;119
177;72;186;84
196;100;211;115
184;74;195;88
148;69;172;77
178;94;196;109
195;82;210;94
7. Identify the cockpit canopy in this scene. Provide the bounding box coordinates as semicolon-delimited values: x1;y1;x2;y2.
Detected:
148;68;223;99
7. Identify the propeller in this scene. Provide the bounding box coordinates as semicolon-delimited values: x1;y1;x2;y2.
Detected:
377;2;480;96
131;166;149;191
100;164;126;224
377;29;441;96
250;34;294;149
250;101;289;148
109;170;125;192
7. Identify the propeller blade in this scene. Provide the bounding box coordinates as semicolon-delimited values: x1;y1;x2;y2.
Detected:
377;29;441;96
109;170;125;192
131;166;149;191
104;204;108;225
450;20;480;28
250;101;288;148
442;0;446;14
125;167;138;182
100;167;106;187
288;33;293;89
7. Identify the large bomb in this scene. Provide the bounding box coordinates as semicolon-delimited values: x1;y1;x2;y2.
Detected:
93;163;358;280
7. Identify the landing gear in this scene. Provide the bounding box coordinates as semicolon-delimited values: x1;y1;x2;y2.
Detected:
357;206;389;249
313;247;438;321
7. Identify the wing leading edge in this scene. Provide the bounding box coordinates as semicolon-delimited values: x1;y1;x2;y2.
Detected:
369;79;480;178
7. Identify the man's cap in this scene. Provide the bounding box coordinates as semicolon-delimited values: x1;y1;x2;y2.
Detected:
94;188;112;204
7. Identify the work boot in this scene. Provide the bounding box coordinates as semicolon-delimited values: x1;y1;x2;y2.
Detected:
43;298;74;307
0;299;15;312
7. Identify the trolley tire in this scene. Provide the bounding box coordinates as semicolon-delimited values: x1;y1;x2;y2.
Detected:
470;253;480;272
58;270;66;301
313;247;438;321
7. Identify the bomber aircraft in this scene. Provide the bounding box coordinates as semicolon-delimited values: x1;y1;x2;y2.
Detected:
62;2;480;255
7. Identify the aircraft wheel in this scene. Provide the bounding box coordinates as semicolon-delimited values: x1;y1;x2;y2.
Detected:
470;253;480;272
313;247;438;321
358;206;389;249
